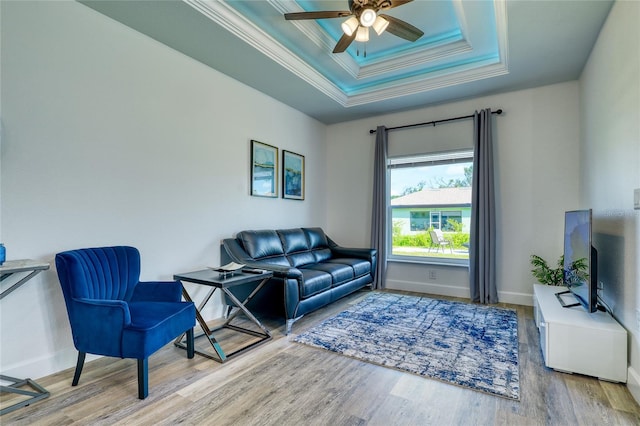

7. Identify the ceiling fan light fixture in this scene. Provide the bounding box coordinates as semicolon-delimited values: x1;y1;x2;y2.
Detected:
355;26;370;42
372;16;389;35
359;8;377;27
341;16;359;36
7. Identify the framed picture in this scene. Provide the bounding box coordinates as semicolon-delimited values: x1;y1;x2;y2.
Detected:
251;140;278;197
282;150;305;200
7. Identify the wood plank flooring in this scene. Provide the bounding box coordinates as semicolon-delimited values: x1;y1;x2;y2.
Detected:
2;290;639;425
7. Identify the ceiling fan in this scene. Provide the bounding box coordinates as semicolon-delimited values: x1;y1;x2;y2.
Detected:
284;0;424;54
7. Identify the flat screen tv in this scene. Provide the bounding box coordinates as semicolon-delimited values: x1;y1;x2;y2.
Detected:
559;209;598;313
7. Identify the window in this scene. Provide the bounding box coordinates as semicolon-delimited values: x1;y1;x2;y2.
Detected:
441;211;462;231
410;211;430;231
389;150;473;263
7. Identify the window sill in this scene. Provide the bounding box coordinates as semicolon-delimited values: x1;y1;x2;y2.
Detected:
388;256;469;268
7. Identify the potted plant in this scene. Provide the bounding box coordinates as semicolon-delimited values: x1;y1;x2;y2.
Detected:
530;254;588;286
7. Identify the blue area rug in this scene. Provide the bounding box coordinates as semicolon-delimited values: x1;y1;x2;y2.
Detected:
294;292;520;400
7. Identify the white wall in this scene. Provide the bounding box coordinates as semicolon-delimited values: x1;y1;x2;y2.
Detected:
326;82;581;305
0;1;326;379
579;0;640;402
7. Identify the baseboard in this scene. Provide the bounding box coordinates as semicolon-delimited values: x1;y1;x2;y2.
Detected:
628;365;640;404
386;279;534;306
385;279;470;299
1;348;99;381
498;290;534;306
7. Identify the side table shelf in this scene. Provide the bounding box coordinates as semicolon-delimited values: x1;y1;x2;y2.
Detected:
1;259;50;415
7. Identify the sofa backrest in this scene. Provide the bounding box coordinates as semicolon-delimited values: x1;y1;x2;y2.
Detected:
303;228;332;264
236;227;332;267
237;230;290;266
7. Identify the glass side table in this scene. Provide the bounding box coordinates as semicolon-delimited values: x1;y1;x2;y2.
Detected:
1;259;51;415
173;268;273;363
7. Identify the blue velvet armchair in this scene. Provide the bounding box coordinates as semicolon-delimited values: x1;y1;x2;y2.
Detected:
55;246;195;399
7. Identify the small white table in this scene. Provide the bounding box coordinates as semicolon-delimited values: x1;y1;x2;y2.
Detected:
1;259;51;415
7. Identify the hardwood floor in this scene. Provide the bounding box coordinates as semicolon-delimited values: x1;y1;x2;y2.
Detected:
2;290;639;425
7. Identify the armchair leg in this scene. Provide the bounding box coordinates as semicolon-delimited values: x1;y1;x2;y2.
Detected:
72;352;86;386
137;358;148;399
186;328;195;359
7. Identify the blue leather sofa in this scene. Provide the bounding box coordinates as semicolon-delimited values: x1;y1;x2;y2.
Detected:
222;227;377;334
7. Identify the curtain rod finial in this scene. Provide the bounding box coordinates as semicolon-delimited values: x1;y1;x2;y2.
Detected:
496;109;503;114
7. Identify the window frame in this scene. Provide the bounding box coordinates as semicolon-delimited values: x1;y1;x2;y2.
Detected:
388;149;473;267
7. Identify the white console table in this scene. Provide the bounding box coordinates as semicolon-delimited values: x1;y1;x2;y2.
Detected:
533;284;627;382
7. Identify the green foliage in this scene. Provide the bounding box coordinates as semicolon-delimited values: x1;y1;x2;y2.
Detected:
392;231;432;248
530;255;564;286
391;226;469;250
530;254;589;286
446;219;463;232
397;180;426;197
450;232;469;248
392;220;403;237
431;165;474;189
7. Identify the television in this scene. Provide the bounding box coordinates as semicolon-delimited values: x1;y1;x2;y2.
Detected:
557;209;598;312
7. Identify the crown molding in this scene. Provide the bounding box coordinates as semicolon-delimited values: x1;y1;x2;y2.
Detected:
357;39;472;79
184;0;509;107
345;60;508;106
267;0;360;79
185;0;348;105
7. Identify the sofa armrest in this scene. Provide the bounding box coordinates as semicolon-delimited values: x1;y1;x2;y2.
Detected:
328;236;376;259
330;246;377;260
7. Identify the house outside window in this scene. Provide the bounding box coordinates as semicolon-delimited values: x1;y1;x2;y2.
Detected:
389;150;473;264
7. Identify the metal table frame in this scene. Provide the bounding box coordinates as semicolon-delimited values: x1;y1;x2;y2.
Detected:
1;260;51;415
173;269;273;363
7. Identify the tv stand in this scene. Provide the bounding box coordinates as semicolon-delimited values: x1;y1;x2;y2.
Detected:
533;284;627;382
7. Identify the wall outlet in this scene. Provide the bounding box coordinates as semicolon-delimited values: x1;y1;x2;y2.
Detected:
428;270;437;280
634;188;640;210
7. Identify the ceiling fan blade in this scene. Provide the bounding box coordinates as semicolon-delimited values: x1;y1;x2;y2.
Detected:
379;14;424;42
284;11;352;20
385;0;413;10
333;31;357;53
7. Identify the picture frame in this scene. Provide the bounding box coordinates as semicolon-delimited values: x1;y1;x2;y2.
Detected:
251;140;278;198
282;150;305;200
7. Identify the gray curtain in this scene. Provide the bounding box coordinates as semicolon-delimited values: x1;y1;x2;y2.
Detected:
370;126;388;289
469;109;498;303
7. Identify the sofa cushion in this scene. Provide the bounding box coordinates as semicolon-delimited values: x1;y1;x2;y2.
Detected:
298;269;332;299
277;228;316;267
239;230;285;261
287;252;316;268
303;228;333;263
303;227;328;249
278;229;310;254
302;262;354;287
326;258;371;278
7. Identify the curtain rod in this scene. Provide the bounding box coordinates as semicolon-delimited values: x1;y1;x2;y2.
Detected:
369;109;503;134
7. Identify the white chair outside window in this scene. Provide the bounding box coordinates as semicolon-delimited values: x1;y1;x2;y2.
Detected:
429;229;453;253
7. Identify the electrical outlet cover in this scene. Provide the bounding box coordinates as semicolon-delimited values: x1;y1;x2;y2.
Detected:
634;188;640;210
